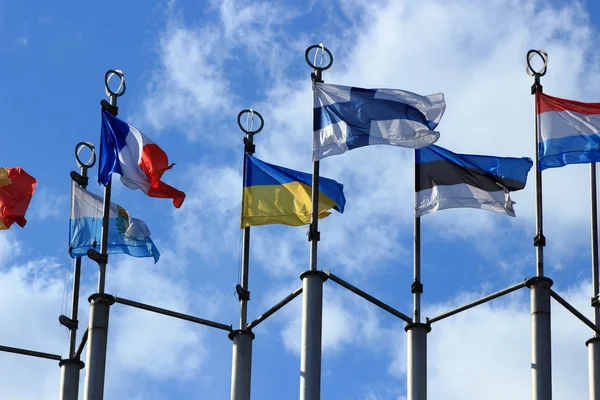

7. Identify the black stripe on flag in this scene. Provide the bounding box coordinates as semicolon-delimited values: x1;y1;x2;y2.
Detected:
417;160;527;192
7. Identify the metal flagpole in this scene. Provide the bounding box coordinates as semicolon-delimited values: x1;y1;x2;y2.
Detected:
230;109;263;400
83;70;125;400
59;142;96;400
587;161;600;399
526;49;553;400
300;44;332;400
406;150;429;400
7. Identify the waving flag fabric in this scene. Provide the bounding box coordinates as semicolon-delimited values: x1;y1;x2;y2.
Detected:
538;92;600;170
416;145;533;217
99;110;186;208
0;167;37;230
242;154;345;227
69;183;160;262
313;82;445;161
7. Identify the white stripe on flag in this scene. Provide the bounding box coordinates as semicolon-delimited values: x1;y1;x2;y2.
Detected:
416;183;515;217
540;111;600;141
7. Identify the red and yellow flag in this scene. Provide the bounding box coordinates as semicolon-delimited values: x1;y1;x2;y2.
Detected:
0;168;37;230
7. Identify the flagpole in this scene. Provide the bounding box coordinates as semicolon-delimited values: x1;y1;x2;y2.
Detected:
406;150;429;400
230;109;263;400
300;44;332;400
526;49;553;400
83;70;125;400
587;161;600;399
59;143;96;400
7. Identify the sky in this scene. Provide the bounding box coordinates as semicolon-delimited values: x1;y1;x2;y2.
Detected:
1;0;600;399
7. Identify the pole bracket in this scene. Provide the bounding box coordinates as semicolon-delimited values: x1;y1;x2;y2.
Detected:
300;270;328;282
58;315;78;330
100;99;118;116
70;171;89;187
411;280;423;294
533;233;546;247
592;295;600;308
58;358;85;369
525;276;553;288
87;249;108;265
228;329;255;341
236;284;250;301
243;137;256;155
88;293;116;306
308;226;320;242
404;322;432;333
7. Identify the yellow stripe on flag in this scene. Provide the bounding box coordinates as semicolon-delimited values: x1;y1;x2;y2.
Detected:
241;181;337;227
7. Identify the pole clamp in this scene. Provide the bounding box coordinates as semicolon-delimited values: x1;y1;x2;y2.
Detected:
592;295;600;308
308;226;320;242
70;171;89;187
58;315;78;330
533;233;546;247
100;99;118;116
87;249;108;265
243;137;256;155
411;281;423;294
236;284;250;301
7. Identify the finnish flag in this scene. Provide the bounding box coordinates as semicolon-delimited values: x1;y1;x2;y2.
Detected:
313;83;445;161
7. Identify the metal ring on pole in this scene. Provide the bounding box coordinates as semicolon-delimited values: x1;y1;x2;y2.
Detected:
237;109;264;135
526;49;548;77
75;142;96;169
104;69;126;97
305;44;333;71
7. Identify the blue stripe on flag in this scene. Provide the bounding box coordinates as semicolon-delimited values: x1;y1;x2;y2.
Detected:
99;110;131;184
539;134;600;170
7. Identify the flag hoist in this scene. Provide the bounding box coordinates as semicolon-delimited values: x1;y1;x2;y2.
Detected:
527;49;553;400
230;109;264;400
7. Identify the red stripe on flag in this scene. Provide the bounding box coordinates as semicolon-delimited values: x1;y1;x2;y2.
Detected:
139;144;186;208
537;92;600;115
0;168;37;229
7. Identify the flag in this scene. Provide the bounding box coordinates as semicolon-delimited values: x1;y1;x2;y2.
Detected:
416;145;533;217
313;82;445;161
99;110;186;208
538;92;600;170
0;167;37;230
69;183;160;263
242;154;346;227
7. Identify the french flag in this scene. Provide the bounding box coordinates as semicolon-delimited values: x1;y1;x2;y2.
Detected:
99;110;186;208
537;92;600;170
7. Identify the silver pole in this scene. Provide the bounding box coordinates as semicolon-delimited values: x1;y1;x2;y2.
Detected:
83;74;123;399
588;162;600;400
231;110;262;400
406;149;428;400
60;152;93;400
299;45;332;400
527;50;552;400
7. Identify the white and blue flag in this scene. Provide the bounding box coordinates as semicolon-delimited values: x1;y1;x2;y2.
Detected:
313;83;446;161
69;183;160;263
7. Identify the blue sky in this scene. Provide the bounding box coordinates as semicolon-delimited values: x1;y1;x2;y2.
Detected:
1;0;600;399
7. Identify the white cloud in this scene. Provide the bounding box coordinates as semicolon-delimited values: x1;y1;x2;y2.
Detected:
29;185;69;221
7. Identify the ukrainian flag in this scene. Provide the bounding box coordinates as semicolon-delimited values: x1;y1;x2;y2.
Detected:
242;155;346;227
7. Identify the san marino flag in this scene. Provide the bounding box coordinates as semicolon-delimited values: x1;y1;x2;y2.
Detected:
69;183;160;263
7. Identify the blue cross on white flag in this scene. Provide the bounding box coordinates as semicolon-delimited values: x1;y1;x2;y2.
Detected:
313;83;446;161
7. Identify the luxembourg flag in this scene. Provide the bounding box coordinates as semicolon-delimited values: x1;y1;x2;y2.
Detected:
537;92;600;170
99;110;186;208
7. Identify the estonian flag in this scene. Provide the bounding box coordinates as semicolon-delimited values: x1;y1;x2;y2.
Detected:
0;167;36;230
416;145;533;217
313;82;445;161
69;183;160;263
537;92;600;170
98;110;186;208
241;154;346;227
